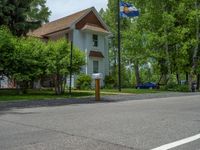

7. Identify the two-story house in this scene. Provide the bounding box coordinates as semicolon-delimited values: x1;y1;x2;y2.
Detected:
28;7;111;87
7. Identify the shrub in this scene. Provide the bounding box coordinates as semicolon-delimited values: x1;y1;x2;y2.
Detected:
176;85;189;92
76;74;92;90
104;75;116;89
162;82;189;92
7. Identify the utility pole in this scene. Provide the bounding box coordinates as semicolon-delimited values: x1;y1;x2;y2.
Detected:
117;0;121;92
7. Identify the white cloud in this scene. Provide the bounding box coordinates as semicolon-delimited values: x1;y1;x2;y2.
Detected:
46;0;108;21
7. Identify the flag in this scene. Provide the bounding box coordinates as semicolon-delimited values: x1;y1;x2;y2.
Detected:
120;2;139;18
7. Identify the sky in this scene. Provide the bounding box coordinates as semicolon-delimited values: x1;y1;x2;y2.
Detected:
46;0;108;21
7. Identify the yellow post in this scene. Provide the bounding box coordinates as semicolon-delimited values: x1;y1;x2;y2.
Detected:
92;73;102;101
95;79;100;101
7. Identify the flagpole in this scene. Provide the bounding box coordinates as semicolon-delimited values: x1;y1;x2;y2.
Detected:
117;0;121;92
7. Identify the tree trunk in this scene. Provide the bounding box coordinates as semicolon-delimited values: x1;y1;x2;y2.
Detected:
16;81;28;94
186;72;189;84
60;76;65;94
16;81;22;95
188;74;192;92
33;79;41;89
176;73;180;85
54;74;61;95
197;74;200;90
134;60;141;86
62;76;67;94
164;28;171;82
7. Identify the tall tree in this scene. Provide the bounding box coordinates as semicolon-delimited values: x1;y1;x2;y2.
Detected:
0;0;51;36
0;26;15;77
122;21;149;86
102;0;200;90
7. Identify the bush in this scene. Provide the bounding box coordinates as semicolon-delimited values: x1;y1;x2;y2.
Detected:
162;82;189;92
176;85;189;92
104;75;116;89
76;74;92;90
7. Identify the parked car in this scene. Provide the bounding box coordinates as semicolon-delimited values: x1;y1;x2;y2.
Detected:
135;82;158;89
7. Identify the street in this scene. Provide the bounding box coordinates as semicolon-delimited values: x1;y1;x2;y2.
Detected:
0;94;200;150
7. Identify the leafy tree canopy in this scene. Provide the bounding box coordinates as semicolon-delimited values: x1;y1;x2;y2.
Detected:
0;0;51;36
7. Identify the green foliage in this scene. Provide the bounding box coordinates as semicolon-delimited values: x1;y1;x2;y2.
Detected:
76;74;92;90
0;89;93;102
121;65;133;88
43;39;85;95
103;0;200;91
0;0;51;36
104;75;116;89
45;39;85;76
12;37;46;82
162;83;189;92
0;26;15;76
44;39;70;76
0;27;47;93
0;27;85;94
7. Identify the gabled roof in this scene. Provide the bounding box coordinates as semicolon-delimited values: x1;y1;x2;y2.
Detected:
28;7;110;38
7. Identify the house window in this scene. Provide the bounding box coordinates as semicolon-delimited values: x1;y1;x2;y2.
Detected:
93;34;98;47
93;61;99;73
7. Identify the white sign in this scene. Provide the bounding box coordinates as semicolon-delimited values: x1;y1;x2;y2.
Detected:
92;73;103;79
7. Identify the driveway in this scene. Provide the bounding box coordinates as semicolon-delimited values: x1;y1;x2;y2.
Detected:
0;93;200;150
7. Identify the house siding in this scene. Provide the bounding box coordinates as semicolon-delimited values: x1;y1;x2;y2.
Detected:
73;29;109;86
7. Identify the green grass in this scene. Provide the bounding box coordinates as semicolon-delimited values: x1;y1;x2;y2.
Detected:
0;89;94;103
0;88;161;103
101;88;161;94
79;88;161;95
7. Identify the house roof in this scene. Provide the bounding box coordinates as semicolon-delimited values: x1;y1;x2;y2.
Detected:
81;23;110;34
89;51;104;58
28;7;110;38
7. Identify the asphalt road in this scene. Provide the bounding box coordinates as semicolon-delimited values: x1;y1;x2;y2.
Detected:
0;94;200;150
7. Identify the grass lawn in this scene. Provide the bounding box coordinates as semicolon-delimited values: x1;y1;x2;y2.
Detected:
101;88;161;94
79;88;161;95
0;89;94;103
0;88;161;103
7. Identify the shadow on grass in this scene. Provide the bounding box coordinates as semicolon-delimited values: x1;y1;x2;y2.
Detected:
0;89;115;114
1;89;199;115
0;89;94;102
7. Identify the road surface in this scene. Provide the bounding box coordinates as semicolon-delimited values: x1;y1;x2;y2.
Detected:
0;94;200;150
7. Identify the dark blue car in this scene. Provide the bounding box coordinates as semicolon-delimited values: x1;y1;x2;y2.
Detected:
135;82;157;89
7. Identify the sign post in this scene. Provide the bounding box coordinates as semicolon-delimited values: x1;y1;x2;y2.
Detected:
92;73;102;101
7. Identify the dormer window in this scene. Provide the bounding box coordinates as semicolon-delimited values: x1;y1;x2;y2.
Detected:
93;34;98;47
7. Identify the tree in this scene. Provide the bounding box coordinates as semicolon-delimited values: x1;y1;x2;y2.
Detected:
12;37;46;93
0;27;85;94
187;0;200;91
102;0;200;91
102;0;131;88
0;0;51;36
122;22;144;86
44;39;85;95
0;26;15;77
0;26;47;93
